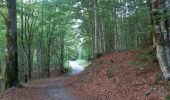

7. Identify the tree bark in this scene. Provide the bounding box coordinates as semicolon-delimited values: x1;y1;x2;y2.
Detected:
60;33;65;73
151;0;170;79
94;0;99;56
3;0;19;90
46;44;51;78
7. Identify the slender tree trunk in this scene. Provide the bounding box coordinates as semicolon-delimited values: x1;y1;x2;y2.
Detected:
101;20;105;53
28;46;32;80
94;0;99;56
46;47;51;77
112;4;116;52
37;44;42;79
60;33;65;73
37;0;44;79
19;3;28;82
91;19;95;58
98;16;102;54
3;0;19;90
46;38;51;78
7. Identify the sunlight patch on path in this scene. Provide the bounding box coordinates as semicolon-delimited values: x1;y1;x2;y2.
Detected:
69;61;84;75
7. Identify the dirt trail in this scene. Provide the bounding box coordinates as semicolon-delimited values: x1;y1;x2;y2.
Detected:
30;76;76;100
0;76;77;100
0;61;85;100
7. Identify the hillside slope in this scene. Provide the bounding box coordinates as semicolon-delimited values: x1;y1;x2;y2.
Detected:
67;50;165;100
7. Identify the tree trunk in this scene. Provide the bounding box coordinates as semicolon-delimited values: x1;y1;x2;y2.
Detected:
28;47;32;80
3;0;19;90
94;0;99;56
60;33;65;73
37;44;42;79
46;41;51;78
151;0;170;79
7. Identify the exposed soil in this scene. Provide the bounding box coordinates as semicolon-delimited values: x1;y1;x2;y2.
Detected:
0;50;166;100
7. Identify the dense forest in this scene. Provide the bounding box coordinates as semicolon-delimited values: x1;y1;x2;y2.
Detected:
0;0;170;100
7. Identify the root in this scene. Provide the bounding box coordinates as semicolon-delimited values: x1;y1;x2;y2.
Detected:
144;73;162;96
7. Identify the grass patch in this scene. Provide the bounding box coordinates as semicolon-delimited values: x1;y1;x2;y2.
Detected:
127;61;143;66
106;65;117;78
136;47;156;62
136;50;153;61
127;61;145;70
128;49;156;70
137;53;152;61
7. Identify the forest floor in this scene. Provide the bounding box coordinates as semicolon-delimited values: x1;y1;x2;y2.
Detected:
0;49;167;100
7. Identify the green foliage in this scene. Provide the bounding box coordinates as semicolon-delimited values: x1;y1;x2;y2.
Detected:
63;61;72;73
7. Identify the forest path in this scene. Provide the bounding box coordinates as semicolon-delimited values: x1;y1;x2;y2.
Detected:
25;60;86;100
0;76;78;100
27;76;77;100
0;61;85;100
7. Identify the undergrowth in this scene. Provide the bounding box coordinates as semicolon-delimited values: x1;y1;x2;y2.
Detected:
164;81;170;100
106;65;116;78
63;66;72;73
136;49;154;62
128;48;156;71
